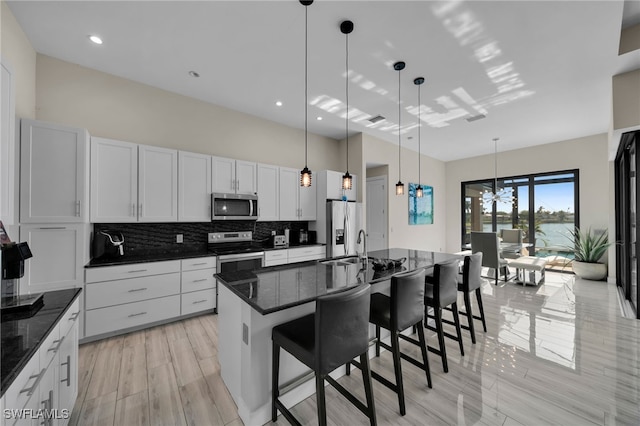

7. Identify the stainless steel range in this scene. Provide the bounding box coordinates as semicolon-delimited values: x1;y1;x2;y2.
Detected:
208;231;265;274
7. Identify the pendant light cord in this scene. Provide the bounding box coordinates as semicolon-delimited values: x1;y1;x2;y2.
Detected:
418;83;421;184
494;137;498;191
398;68;401;180
345;30;349;173
304;5;308;168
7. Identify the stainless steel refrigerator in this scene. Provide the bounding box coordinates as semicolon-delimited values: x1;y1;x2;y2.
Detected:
315;200;360;258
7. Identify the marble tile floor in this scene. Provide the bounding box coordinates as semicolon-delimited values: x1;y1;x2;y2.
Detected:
70;271;639;426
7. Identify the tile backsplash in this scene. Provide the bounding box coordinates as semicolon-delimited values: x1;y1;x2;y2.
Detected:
93;221;309;256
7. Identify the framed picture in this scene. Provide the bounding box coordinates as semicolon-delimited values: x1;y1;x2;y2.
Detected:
409;183;433;225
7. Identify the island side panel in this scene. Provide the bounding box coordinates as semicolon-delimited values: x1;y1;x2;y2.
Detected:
218;285;243;403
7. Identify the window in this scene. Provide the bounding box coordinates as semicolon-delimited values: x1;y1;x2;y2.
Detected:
462;170;579;269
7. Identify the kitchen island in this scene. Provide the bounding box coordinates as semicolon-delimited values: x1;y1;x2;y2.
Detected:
215;248;459;426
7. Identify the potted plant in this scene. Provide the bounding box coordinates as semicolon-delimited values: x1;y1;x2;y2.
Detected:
564;227;612;280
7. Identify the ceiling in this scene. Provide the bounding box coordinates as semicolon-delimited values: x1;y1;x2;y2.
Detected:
7;1;640;161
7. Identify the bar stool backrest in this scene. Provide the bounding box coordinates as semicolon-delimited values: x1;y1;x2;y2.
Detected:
391;269;426;331
316;283;371;375
433;260;460;306
463;252;484;292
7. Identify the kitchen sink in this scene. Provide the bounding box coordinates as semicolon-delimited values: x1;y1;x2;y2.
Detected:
321;256;362;266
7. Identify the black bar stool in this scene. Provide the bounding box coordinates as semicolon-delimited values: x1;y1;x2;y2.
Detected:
424;259;464;373
272;284;377;426
457;252;487;343
353;269;431;416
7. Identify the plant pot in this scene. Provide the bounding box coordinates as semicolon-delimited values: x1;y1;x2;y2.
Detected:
572;261;607;280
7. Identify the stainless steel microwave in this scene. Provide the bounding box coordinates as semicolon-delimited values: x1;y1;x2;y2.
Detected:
211;193;258;220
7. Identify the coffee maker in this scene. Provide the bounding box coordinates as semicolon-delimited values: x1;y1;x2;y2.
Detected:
92;230;125;259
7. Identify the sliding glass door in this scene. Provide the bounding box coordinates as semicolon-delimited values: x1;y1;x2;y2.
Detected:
615;131;639;318
462;170;579;267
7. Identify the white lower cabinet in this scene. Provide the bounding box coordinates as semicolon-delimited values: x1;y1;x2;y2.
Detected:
180;257;216;316
2;298;79;426
264;250;288;267
288;246;326;263
85;295;181;337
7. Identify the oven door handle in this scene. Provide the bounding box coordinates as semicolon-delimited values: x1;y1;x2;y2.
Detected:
217;252;265;262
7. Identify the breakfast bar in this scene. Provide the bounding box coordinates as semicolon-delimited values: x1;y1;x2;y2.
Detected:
215;248;459;425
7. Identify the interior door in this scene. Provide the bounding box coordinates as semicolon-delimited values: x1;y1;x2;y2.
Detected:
366;176;387;251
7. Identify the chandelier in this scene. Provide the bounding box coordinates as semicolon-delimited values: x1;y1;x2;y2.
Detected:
482;137;515;208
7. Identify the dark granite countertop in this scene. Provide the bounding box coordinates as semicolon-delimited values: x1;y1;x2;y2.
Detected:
215;248;460;315
84;244;325;268
1;288;82;396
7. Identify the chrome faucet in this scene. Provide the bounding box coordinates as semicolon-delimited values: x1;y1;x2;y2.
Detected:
357;229;367;264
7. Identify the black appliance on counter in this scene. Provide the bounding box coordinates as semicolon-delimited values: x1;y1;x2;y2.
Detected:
1;242;33;280
92;230;125;259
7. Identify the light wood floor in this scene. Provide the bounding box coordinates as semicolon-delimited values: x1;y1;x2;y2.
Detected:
71;271;640;426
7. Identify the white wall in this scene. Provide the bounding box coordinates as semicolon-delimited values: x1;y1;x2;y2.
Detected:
35;55;342;172
362;133;447;252
445;133;611;269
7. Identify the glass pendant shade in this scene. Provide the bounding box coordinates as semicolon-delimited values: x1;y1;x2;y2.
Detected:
416;185;424;198
396;181;405;195
342;172;353;190
300;167;312;187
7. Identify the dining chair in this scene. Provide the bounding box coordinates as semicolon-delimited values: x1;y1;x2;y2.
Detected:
272;284;376;426
500;229;523;259
470;231;509;285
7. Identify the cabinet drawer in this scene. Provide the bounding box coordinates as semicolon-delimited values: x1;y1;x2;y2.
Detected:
59;298;81;338
265;250;288;262
181;289;216;316
85;260;180;283
181;257;216;272
85;295;181;337
181;269;216;292
264;258;288;267
3;350;40;414
289;254;324;263
288;246;325;260
39;323;61;370
86;273;180;310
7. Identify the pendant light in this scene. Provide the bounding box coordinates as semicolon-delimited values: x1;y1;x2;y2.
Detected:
481;137;515;208
414;77;425;198
300;0;313;187
394;61;406;196
341;20;354;191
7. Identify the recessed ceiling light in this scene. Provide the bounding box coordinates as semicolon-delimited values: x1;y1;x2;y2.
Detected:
88;35;103;45
275;101;283;107
188;71;200;78
316;116;323;121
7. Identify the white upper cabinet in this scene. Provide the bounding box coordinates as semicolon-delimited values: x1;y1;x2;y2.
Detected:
212;156;257;195
90;137;138;222
1;58;15;225
91;138;177;222
20;119;89;223
278;167;316;221
299;183;317;221
279;167;299;221
236;160;257;195
212;156;236;193
257;163;279;221
178;151;212;222
138;145;178;222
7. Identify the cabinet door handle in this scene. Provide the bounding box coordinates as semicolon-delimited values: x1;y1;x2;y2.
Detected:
48;336;65;353
193;299;208;304
191;262;207;266
128;287;148;292
61;355;71;386
139;203;143;217
76;200;81;217
69;311;80;321
128;269;147;273
192;279;208;283
128;312;147;318
38;227;66;230
20;368;46;396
